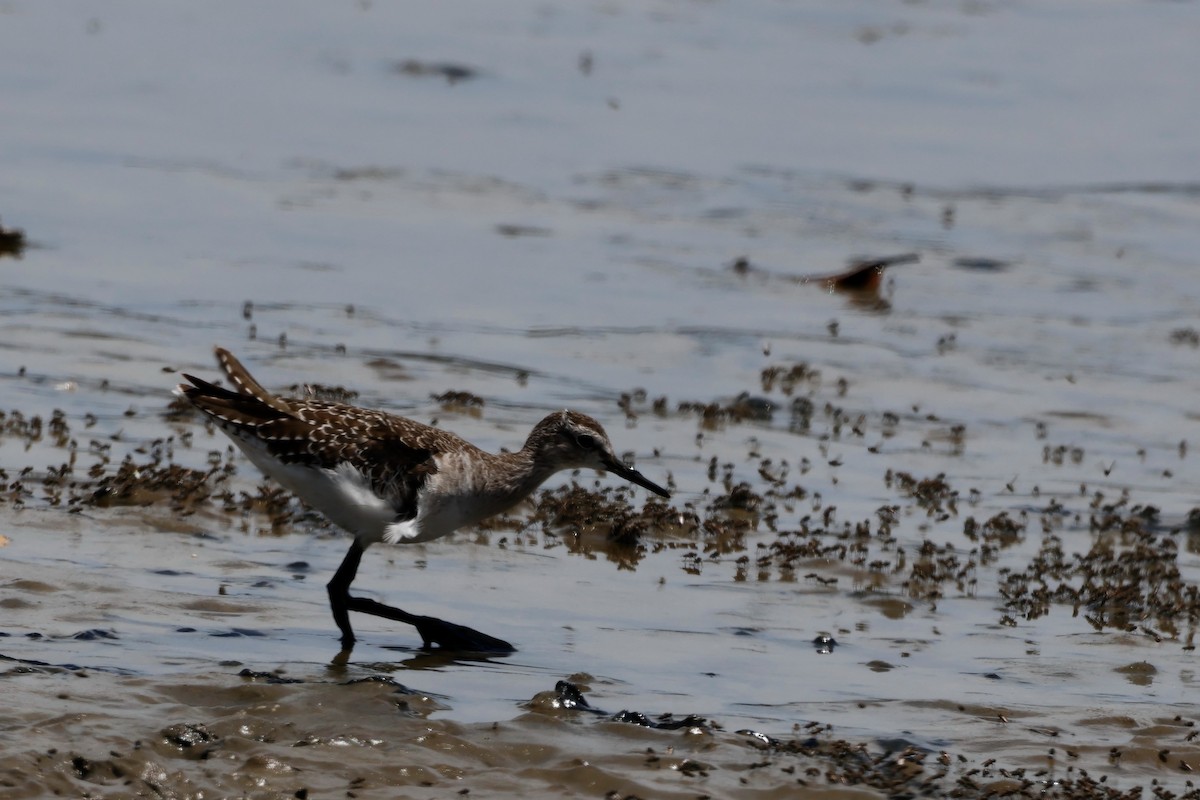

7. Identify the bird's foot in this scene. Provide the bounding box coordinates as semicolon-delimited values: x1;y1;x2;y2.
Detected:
341;595;515;653
409;614;515;654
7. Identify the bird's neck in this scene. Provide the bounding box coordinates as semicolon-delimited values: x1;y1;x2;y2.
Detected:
427;448;558;527
479;448;558;506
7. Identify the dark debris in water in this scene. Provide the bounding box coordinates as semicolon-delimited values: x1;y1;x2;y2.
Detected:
616;362;841;431
529;484;692;542
674;392;779;427
495;223;552;238
1000;501;1200;639
237;668;302;684
71;628;119;641
0;651;84;675
161;722;217;750
213;628;267;638
805;252;919;294
610;710;711;731
290;382;360;404
540;681;712;732
431;389;485;414
0;409;305;529
0;216;26;259
550;679;600;714
393;59;479;84
953;256;1011;272
1170;327;1200;347
342;674;413;693
812;634;838;653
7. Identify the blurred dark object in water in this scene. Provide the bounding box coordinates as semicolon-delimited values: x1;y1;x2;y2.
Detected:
394;59;478;84
732;392;775;421
732;253;915;305
553;680;602;714
953;256;1011;272
678;392;775;427
812;634;838;654
238;668;302;684
0;218;26;259
495;223;552;238
544;681;711;731
160;722;218;750
807;253;919;293
285;383;360;404
432;389;486;411
738;729;784;749
1169;327;1200;347
730;256;755;275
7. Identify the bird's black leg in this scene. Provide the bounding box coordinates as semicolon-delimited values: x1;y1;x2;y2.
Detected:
326;540;515;654
327;539;366;651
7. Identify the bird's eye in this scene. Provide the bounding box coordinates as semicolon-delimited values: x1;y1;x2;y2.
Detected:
573;433;598;450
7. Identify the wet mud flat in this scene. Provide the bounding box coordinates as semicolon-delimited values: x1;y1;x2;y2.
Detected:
4;175;1200;796
3;342;1200;799
0;669;1078;799
8;671;1193;800
3;2;1200;797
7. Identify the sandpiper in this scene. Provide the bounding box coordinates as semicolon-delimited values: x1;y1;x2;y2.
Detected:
177;347;670;653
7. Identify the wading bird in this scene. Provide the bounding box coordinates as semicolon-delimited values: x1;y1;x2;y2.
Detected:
177;348;670;654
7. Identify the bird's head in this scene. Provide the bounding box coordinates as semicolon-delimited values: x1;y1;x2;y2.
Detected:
525;410;670;498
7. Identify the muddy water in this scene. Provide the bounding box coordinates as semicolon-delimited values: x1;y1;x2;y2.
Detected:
4;2;1200;798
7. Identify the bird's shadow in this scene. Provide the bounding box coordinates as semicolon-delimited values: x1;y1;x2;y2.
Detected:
379;646;513;671
330;643;515;671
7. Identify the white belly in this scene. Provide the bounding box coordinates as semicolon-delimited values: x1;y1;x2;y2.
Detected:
231;436;396;543
225;430;523;547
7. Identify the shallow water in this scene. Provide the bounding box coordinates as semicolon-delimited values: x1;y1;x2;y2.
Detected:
3;1;1200;798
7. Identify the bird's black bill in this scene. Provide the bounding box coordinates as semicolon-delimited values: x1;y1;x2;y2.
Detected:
604;458;671;498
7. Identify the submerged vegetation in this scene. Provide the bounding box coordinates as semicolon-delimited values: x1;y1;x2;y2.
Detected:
3;356;1197;648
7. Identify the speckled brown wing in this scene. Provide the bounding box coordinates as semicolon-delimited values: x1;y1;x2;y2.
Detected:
180;373;444;520
260;400;445;520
